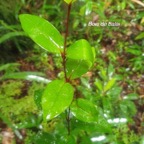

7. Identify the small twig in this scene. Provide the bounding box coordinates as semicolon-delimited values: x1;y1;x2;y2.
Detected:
140;95;144;98
131;0;144;7
66;107;71;135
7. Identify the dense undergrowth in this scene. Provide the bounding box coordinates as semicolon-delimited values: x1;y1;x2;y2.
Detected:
0;0;144;144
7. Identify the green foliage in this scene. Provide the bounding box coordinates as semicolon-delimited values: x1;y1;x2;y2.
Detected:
135;32;144;40
0;31;26;44
0;0;49;62
0;0;143;143
19;13;95;125
0;62;50;83
126;44;144;72
93;64;137;121
19;14;64;54
42;80;74;121
0;81;42;118
31;132;55;144
0;63;20;73
71;98;98;122
103;77;116;92
1;71;45;80
64;0;76;4
112;125;140;144
66;39;95;79
0;0;22;24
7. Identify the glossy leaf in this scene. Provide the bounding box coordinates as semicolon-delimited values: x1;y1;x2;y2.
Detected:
34;89;44;109
66;59;90;79
96;115;112;133
104;78;116;92
0;72;50;83
16;114;41;129
92;47;96;61
67;39;94;64
1;72;44;79
42;80;74;121
33;132;55;144
80;1;93;16
102;97;112;112
95;79;103;91
66;39;95;79
124;93;138;100
99;68;107;80
19;14;64;53
55;135;76;144
71;98;98;122
120;100;137;117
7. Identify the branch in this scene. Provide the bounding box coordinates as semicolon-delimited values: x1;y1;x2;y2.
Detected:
62;3;72;135
62;3;72;82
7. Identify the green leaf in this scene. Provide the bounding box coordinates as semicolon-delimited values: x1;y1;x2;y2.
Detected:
66;59;90;79
126;49;141;56
124;93;138;100
121;1;126;10
120;100;137;117
67;39;94;64
0;63;20;72
34;89;44;109
95;79;103;91
80;1;93;16
19;14;64;54
96;115;112;133
0;32;26;44
42;80;74;121
16;114;41;129
64;0;76;4
135;32;144;40
33;132;55;144
92;47;96;61
104;78;116;92
102;97;112;111
71;98;98;122
66;39;95;79
99;68;107;80
0;72;50;83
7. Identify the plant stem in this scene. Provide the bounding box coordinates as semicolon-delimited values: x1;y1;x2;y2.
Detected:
63;3;72;82
66;107;71;135
62;3;72;135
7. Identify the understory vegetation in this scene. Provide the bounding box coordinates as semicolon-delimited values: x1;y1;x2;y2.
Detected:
0;0;144;144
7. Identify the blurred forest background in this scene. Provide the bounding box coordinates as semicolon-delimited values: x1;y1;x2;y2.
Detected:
0;0;144;144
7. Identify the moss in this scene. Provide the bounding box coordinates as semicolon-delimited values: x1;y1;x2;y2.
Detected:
0;80;45;123
0;80;24;97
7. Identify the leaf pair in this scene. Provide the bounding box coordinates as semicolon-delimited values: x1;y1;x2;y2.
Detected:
41;79;98;123
19;14;95;79
37;79;98;122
